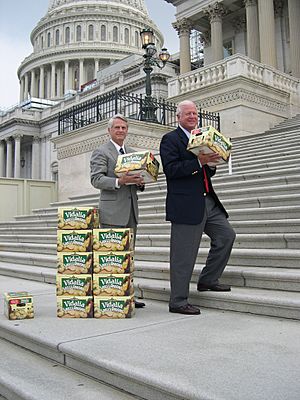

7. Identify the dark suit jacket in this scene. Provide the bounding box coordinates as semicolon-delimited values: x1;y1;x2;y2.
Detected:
159;127;228;225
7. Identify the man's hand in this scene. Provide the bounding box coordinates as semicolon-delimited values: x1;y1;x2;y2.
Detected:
198;151;221;165
118;172;144;186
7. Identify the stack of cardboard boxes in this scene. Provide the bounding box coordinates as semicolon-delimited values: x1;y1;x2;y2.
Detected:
93;228;135;318
56;207;98;318
56;208;135;318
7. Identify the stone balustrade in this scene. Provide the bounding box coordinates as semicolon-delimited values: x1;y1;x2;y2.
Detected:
168;54;300;98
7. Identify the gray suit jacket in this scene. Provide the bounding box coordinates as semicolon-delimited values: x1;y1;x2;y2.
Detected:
90;141;139;226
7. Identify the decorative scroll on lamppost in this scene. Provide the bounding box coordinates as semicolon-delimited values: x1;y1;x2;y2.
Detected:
140;28;170;122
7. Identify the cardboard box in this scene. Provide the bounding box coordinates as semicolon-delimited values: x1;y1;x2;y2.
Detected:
57;230;93;252
114;151;159;183
57;252;93;274
57;296;93;318
93;274;134;296
187;126;232;165
93;251;134;274
4;292;34;320
93;228;133;252
58;207;99;230
94;295;135;319
56;274;92;296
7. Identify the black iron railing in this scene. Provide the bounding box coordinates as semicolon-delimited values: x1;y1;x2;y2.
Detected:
58;88;220;135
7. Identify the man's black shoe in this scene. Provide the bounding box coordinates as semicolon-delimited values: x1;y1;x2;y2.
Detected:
197;283;231;292
135;300;145;308
169;304;201;315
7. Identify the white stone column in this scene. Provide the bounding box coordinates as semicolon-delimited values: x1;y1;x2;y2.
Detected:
31;70;36;98
45;135;51;180
40;137;46;180
20;78;25;102
51;62;56;98
57;66;62;97
79;59;84;88
31;136;40;180
244;0;260;61
64;60;69;93
288;0;300;78
24;73;29;100
173;18;192;74
47;69;51;99
5;138;13;178
13;134;22;178
94;59;99;78
39;66;45;99
0;141;5;177
257;0;277;67
206;3;226;63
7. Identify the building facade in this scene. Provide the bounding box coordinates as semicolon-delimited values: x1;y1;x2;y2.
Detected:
0;0;171;182
166;0;300;136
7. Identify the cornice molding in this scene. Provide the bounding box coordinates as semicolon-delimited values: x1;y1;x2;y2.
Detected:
57;133;160;159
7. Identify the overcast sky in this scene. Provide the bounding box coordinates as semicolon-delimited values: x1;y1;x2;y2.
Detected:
0;0;178;109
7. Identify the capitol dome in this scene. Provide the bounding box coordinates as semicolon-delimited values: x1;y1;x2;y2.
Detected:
18;0;163;101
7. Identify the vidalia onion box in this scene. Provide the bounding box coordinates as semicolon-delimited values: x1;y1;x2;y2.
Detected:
187;126;232;166
94;295;135;319
4;292;34;320
57;252;93;274
93;274;134;296
93;251;134;274
57;296;93;318
114;151;159;183
93;228;133;252
57;230;93;252
58;207;99;230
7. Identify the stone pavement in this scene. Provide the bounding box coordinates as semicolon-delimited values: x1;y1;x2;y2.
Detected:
0;275;299;400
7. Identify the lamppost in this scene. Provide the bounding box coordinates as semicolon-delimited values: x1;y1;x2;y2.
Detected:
140;28;170;122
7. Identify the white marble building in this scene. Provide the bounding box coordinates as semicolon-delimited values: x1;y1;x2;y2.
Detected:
166;0;300;136
0;0;172;181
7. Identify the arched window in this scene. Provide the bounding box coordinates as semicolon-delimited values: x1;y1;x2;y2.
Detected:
124;28;129;45
47;32;51;47
76;25;81;42
101;25;106;41
55;29;60;45
41;36;44;49
113;26;118;42
65;27;70;44
88;24;94;41
135;31;139;47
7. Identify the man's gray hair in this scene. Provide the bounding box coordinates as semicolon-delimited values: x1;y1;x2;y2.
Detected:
176;100;197;117
108;114;128;129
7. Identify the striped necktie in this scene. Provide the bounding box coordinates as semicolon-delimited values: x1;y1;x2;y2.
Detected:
119;147;125;155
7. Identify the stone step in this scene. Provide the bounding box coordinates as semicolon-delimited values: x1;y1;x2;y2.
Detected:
139;204;300;222
0;261;55;283
135;246;300;269
136;233;300;249
0;242;56;255
135;261;300;292
137;219;300;234
0;339;138;400
0;234;55;243
0;252;55;268
141;175;300;200
140;193;300;209
0;275;299;400
135;278;300;320
231;126;300;146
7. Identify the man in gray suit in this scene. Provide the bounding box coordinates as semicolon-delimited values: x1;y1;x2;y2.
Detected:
90;114;145;308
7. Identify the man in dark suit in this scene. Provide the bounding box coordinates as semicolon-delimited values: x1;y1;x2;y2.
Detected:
159;100;236;315
90;114;145;308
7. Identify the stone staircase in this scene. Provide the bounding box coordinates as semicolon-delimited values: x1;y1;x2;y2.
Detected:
1;121;300;321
